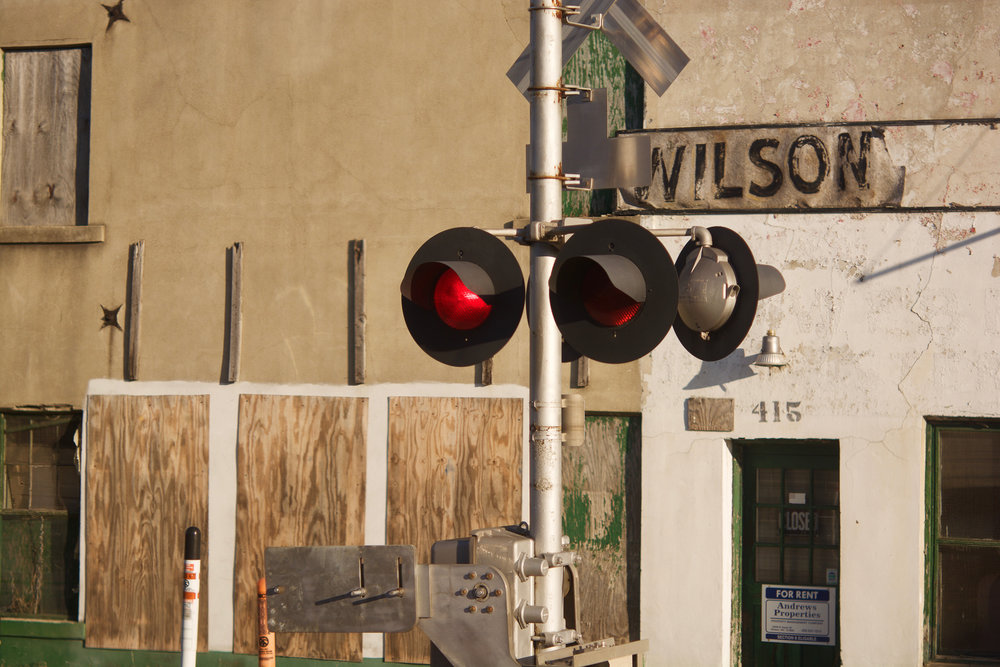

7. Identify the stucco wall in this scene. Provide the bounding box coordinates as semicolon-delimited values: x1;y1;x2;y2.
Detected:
640;1;1000;665
0;0;639;412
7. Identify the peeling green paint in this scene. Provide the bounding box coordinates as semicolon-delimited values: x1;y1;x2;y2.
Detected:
562;416;631;552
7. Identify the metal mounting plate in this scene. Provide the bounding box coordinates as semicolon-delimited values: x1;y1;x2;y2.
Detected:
265;545;416;633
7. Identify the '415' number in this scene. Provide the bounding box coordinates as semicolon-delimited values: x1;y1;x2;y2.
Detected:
752;401;802;423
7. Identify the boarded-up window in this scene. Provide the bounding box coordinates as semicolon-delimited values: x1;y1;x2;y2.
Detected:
1;46;91;226
562;414;641;645
385;396;523;664
84;395;209;651
234;394;367;661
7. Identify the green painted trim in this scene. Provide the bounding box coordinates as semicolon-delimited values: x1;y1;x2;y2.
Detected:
923;420;1000;663
0;618;85;639
0;414;5;615
0;632;419;666
924;421;938;664
730;444;743;667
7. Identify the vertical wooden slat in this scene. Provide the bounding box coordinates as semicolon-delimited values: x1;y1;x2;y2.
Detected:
477;357;494;386
385;397;523;664
125;241;144;381
233;395;367;661
562;415;641;645
225;242;243;383
1;48;89;226
571;356;590;388
349;239;366;385
84;395;210;651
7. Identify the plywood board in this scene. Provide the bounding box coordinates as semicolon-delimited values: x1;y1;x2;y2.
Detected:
84;394;210;651
384;397;523;664
233;394;367;661
562;415;641;646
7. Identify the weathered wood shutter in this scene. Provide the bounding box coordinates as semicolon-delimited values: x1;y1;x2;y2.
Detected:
1;47;91;226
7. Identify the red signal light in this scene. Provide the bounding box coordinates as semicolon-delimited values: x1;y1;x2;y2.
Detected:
433;268;492;330
581;265;642;327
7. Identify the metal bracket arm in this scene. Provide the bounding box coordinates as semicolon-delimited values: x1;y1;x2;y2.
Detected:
542;550;580;568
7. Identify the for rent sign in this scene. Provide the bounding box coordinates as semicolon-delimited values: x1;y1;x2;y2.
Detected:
761;585;836;646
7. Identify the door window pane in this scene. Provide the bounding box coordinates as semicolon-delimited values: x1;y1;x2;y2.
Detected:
814;509;839;546
939;430;1000;541
783;547;810;584
756;507;780;543
814;469;839;505
813;548;839;586
785;469;810;504
756;546;780;582
757;468;781;504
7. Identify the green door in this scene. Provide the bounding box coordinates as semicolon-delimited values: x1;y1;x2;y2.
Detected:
739;441;840;666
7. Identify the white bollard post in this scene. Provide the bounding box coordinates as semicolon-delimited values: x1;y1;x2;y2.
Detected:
181;526;201;667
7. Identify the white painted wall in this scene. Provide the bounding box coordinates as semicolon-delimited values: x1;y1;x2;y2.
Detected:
639;210;1000;666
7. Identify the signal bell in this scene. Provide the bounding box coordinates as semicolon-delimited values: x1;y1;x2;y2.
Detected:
549;218;678;364
401;227;525;367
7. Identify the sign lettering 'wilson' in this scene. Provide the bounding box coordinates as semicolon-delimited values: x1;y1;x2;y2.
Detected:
619;125;906;211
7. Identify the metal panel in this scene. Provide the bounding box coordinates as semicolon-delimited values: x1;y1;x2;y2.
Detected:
416;564;519;667
564;89;651;190
265;545;416;634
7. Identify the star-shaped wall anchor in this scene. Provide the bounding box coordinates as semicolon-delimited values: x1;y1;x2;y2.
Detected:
101;304;123;331
102;0;130;31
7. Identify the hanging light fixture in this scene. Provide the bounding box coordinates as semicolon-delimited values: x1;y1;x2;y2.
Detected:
753;329;788;367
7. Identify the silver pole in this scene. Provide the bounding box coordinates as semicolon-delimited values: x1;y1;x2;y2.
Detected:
528;0;565;645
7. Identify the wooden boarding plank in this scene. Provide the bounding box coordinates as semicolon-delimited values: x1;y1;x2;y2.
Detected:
225;242;243;383
349;239;365;385
233;395;367;661
1;48;89;226
84;394;210;651
125;241;144;381
385;397;523;664
686;397;734;432
562;415;641;646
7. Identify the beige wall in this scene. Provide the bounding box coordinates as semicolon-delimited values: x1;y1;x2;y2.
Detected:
0;0;639;411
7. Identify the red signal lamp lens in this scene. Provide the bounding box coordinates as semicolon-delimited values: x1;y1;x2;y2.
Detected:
434;268;492;330
581;265;642;327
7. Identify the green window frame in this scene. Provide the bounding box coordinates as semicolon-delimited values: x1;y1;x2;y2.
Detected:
925;420;1000;663
0;407;82;619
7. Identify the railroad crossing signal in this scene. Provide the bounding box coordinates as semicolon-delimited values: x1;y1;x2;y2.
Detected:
549;218;677;364
400;227;525;367
400;219;783;366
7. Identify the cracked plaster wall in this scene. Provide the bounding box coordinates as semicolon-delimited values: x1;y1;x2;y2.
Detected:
640;2;1000;665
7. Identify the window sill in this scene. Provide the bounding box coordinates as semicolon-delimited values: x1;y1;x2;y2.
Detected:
0;225;105;244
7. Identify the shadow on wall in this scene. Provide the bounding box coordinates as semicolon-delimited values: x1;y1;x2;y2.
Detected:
858;226;1000;283
683;349;757;391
